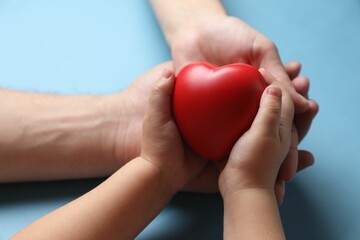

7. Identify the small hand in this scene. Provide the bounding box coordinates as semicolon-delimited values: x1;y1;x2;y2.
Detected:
140;69;209;192
219;74;294;200
114;62;219;192
115;62;317;196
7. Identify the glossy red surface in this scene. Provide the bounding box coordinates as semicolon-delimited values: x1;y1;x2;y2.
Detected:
173;62;266;160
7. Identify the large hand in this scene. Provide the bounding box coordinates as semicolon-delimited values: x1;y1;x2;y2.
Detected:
172;17;318;197
114;61;317;196
172;16;309;112
172;16;319;141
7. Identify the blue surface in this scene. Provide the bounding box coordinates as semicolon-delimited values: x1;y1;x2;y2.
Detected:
0;1;360;239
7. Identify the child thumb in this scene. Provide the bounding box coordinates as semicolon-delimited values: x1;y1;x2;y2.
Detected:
251;85;282;135
145;69;175;125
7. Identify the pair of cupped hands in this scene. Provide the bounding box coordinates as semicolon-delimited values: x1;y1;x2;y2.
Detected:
117;17;319;204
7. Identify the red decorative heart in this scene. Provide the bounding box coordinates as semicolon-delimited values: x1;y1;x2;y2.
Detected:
173;62;266;161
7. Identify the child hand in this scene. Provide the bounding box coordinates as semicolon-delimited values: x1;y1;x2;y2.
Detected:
141;69;207;194
219;70;294;201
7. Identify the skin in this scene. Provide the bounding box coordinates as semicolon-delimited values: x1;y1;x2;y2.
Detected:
12;69;292;240
11;70;206;240
0;62;172;182
0;60;315;194
3;2;318;238
220;69;294;239
150;0;319;201
0;1;318;197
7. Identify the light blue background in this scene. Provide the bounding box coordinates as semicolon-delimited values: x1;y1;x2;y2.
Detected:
0;1;359;239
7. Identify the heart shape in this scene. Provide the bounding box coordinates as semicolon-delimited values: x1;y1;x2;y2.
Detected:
173;62;266;161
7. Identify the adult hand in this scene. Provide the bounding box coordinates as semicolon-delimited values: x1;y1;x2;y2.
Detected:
170;15;318;180
171;16;309;111
116;61;317;197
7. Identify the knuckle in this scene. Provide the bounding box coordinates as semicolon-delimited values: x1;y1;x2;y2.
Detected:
266;100;281;115
255;39;278;55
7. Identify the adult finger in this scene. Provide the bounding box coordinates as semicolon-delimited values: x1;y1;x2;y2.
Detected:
292;76;310;99
283;61;302;80
259;69;295;141
294;100;319;142
297;150;315;172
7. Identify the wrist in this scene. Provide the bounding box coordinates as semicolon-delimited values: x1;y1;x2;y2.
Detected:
151;0;227;46
219;172;275;202
135;156;179;196
169;13;226;47
222;187;276;203
100;91;141;167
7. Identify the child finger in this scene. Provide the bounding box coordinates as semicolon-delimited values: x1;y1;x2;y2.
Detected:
144;69;175;127
250;84;282;136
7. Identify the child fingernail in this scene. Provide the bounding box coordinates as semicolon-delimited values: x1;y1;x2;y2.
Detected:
267;86;282;97
162;68;173;80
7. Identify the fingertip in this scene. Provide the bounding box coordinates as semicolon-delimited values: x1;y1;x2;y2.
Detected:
161;68;173;79
261;68;308;114
260;85;282;110
252;84;282;134
284;61;302;79
266;85;282;98
286;61;302;70
292;76;310;97
156;68;175;95
297;150;315;172
259;68;280;86
309;99;320;116
145;69;176;127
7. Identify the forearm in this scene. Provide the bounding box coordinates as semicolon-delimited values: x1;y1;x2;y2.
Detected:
223;189;285;240
150;0;226;45
11;157;174;240
0;89;124;182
